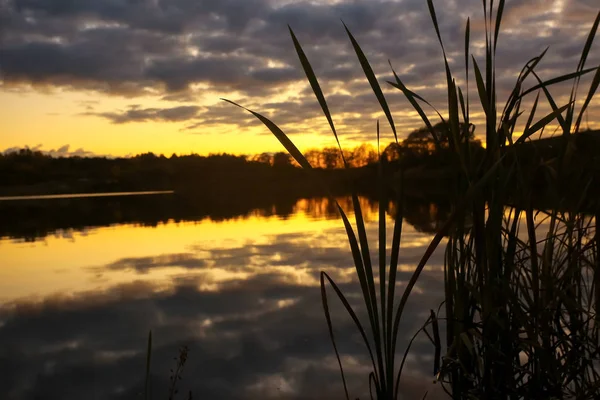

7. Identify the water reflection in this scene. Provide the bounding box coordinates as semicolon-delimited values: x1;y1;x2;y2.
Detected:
0;194;451;242
0;196;448;399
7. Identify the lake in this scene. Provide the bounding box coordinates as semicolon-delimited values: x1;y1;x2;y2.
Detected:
0;193;448;400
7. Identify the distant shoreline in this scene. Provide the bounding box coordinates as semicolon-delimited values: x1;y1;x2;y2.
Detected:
0;190;175;201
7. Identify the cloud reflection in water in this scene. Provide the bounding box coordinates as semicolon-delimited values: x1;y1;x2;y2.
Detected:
0;200;448;399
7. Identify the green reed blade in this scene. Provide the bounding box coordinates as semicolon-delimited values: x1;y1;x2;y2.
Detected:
448;79;462;154
464;18;471;126
458;86;467;131
386;174;404;395
387;65;448;127
465;17;470;75
528;69;569;135
427;0;455;125
351;190;386;393
483;0;488;38
516;102;573;144
577;11;600;75
352;191;377;312
520;67;599;99
221;99;312;169
288;26;346;165
472;56;489;116
369;372;380;399
574;64;600;133
430;310;441;376
321;271;380;395
337;203;379;350
493;0;505;53
391;209;455;361
377;120;388;361
320;273;350;400
501;49;547;122
144;330;152;400
523;92;540;136
394;315;433;400
388;67;441;149
427;0;445;53
568;9;599;133
343;22;398;142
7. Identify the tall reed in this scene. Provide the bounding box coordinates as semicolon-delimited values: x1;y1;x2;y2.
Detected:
226;0;600;398
404;1;600;398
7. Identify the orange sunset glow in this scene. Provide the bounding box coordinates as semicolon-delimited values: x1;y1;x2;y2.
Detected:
2;1;600;400
1;0;599;157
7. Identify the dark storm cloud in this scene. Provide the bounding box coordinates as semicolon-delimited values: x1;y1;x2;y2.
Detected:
1;0;599;138
92;105;201;123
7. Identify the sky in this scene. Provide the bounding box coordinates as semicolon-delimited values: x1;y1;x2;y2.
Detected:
1;0;599;157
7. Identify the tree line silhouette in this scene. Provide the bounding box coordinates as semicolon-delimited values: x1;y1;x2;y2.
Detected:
2;124;598;209
0;123;484;195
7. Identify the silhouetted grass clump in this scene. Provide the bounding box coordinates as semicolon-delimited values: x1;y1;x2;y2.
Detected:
227;0;600;398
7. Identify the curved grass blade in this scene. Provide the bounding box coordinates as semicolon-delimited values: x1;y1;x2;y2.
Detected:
390;213;454;362
448;79;462;154
574;64;600;133
387;64;448;126
336;203;381;382
337;202;372;299
527;69;569;134
516;102;573;144
369;372;379;400
427;0;455;107
394;316;434;400
352;191;377;314
288;26;346;165
221;99;312;169
343;22;398;142
377;120;388;360
430;310;442;376
427;0;446;54
458;86;467;133
321;272;380;396
351;190;386;393
523;92;540;138
464;17;471;126
500;48;548;123
388;66;441;149
386;176;404;395
320;273;350;400
572;10;600;107
520;67;599;99
577;11;600;73
472;56;489;116
493;0;505;53
145;330;152;400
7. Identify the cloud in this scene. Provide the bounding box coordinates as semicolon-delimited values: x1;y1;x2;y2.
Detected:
0;193;452;399
0;240;447;400
2;144;98;157
91;105;201;124
105;253;208;273
1;0;599;141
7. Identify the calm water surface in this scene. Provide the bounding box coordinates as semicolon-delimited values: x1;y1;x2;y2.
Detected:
0;195;448;399
0;190;174;202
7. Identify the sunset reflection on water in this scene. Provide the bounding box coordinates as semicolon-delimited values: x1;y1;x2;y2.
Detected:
0;196;447;400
